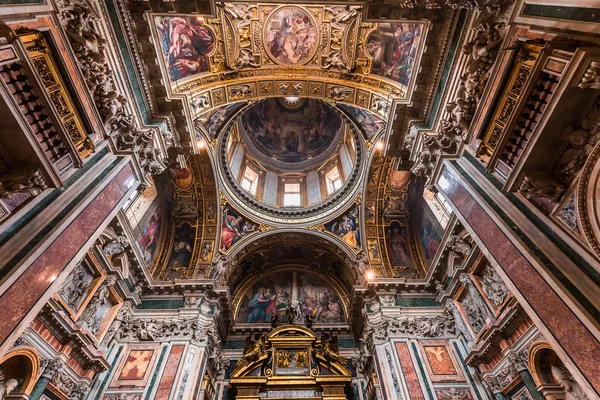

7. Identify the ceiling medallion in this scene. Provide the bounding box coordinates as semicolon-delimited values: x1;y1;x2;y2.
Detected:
263;6;319;66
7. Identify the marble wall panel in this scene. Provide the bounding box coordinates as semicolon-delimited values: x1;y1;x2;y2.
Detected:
155;344;185;399
0;164;134;346
438;165;600;395
394;342;425;400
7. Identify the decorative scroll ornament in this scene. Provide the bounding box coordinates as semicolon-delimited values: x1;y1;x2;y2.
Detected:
41;358;63;380
385;313;456;337
120;315;218;344
411;14;507;180
55;0;166;177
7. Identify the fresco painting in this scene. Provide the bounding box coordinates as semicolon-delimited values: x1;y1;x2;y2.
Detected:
417;207;443;265
166;223;196;270
265;7;318;65
240;98;342;164
169;167;194;190
385;221;413;267
236;270;345;324
325;204;360;249
338;104;385;138
366;23;423;86
138;209;161;264
197;102;245;139
154;16;215;81
221;206;258;250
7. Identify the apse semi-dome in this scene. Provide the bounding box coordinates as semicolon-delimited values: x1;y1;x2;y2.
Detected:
217;98;367;225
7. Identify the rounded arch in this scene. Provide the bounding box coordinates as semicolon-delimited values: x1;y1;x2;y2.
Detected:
226;230;359;293
232;265;350;326
0;347;40;395
528;341;561;387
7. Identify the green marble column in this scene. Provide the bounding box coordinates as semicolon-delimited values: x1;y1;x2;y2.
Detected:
28;375;51;400
520;369;545;400
29;358;62;400
494;392;508;400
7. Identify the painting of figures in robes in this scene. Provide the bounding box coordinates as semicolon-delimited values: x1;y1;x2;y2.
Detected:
154;16;215;81
416;208;443;265
265;6;318;65
196;102;245;139
220;206;259;251
325;204;360;249
338;104;385;138
235;270;345;324
138;208;162;264
385;221;413;268
239;99;342;164
166;223;196;270
366;23;423;86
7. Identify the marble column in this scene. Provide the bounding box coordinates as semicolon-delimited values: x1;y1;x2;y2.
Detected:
28;358;62;400
508;352;544;400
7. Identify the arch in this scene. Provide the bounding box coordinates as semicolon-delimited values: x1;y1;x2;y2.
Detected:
232;265;351;326
0;347;40;395
527;341;561;387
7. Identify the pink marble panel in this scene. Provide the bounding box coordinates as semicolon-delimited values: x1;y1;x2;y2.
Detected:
0;164;134;345
155;345;184;399
395;342;425;400
439;167;600;395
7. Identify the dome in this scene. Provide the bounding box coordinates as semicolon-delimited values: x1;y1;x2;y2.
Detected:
238;98;344;170
216;98;366;225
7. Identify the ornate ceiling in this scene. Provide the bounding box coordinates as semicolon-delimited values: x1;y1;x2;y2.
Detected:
111;0;473;289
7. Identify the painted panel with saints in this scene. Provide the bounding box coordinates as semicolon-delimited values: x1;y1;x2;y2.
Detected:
166;223;196;271
235;270;345;324
220;206;258;251
196;102;245;139
325;204;360;249
338;104;385;138
385;221;413;268
366;23;423;86
154;16;215;81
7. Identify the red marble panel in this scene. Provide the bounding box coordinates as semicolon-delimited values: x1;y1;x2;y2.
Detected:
118;350;154;381
423;345;457;376
0;164;134;345
439;167;600;395
155;345;185;399
395;342;425;400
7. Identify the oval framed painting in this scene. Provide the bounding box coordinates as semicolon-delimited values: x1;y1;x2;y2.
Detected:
263;6;319;66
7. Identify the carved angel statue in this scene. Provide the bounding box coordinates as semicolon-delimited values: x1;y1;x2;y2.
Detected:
446;234;472;258
329;86;353;101
325;5;362;30
551;366;590;400
322;50;351;73
222;3;256;27
355;250;370;277
445;299;471;341
229;48;260;73
238;334;266;366
230;85;253;98
322;333;346;365
209;253;229;284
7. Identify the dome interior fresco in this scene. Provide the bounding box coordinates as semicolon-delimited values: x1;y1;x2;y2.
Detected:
238;98;344;169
